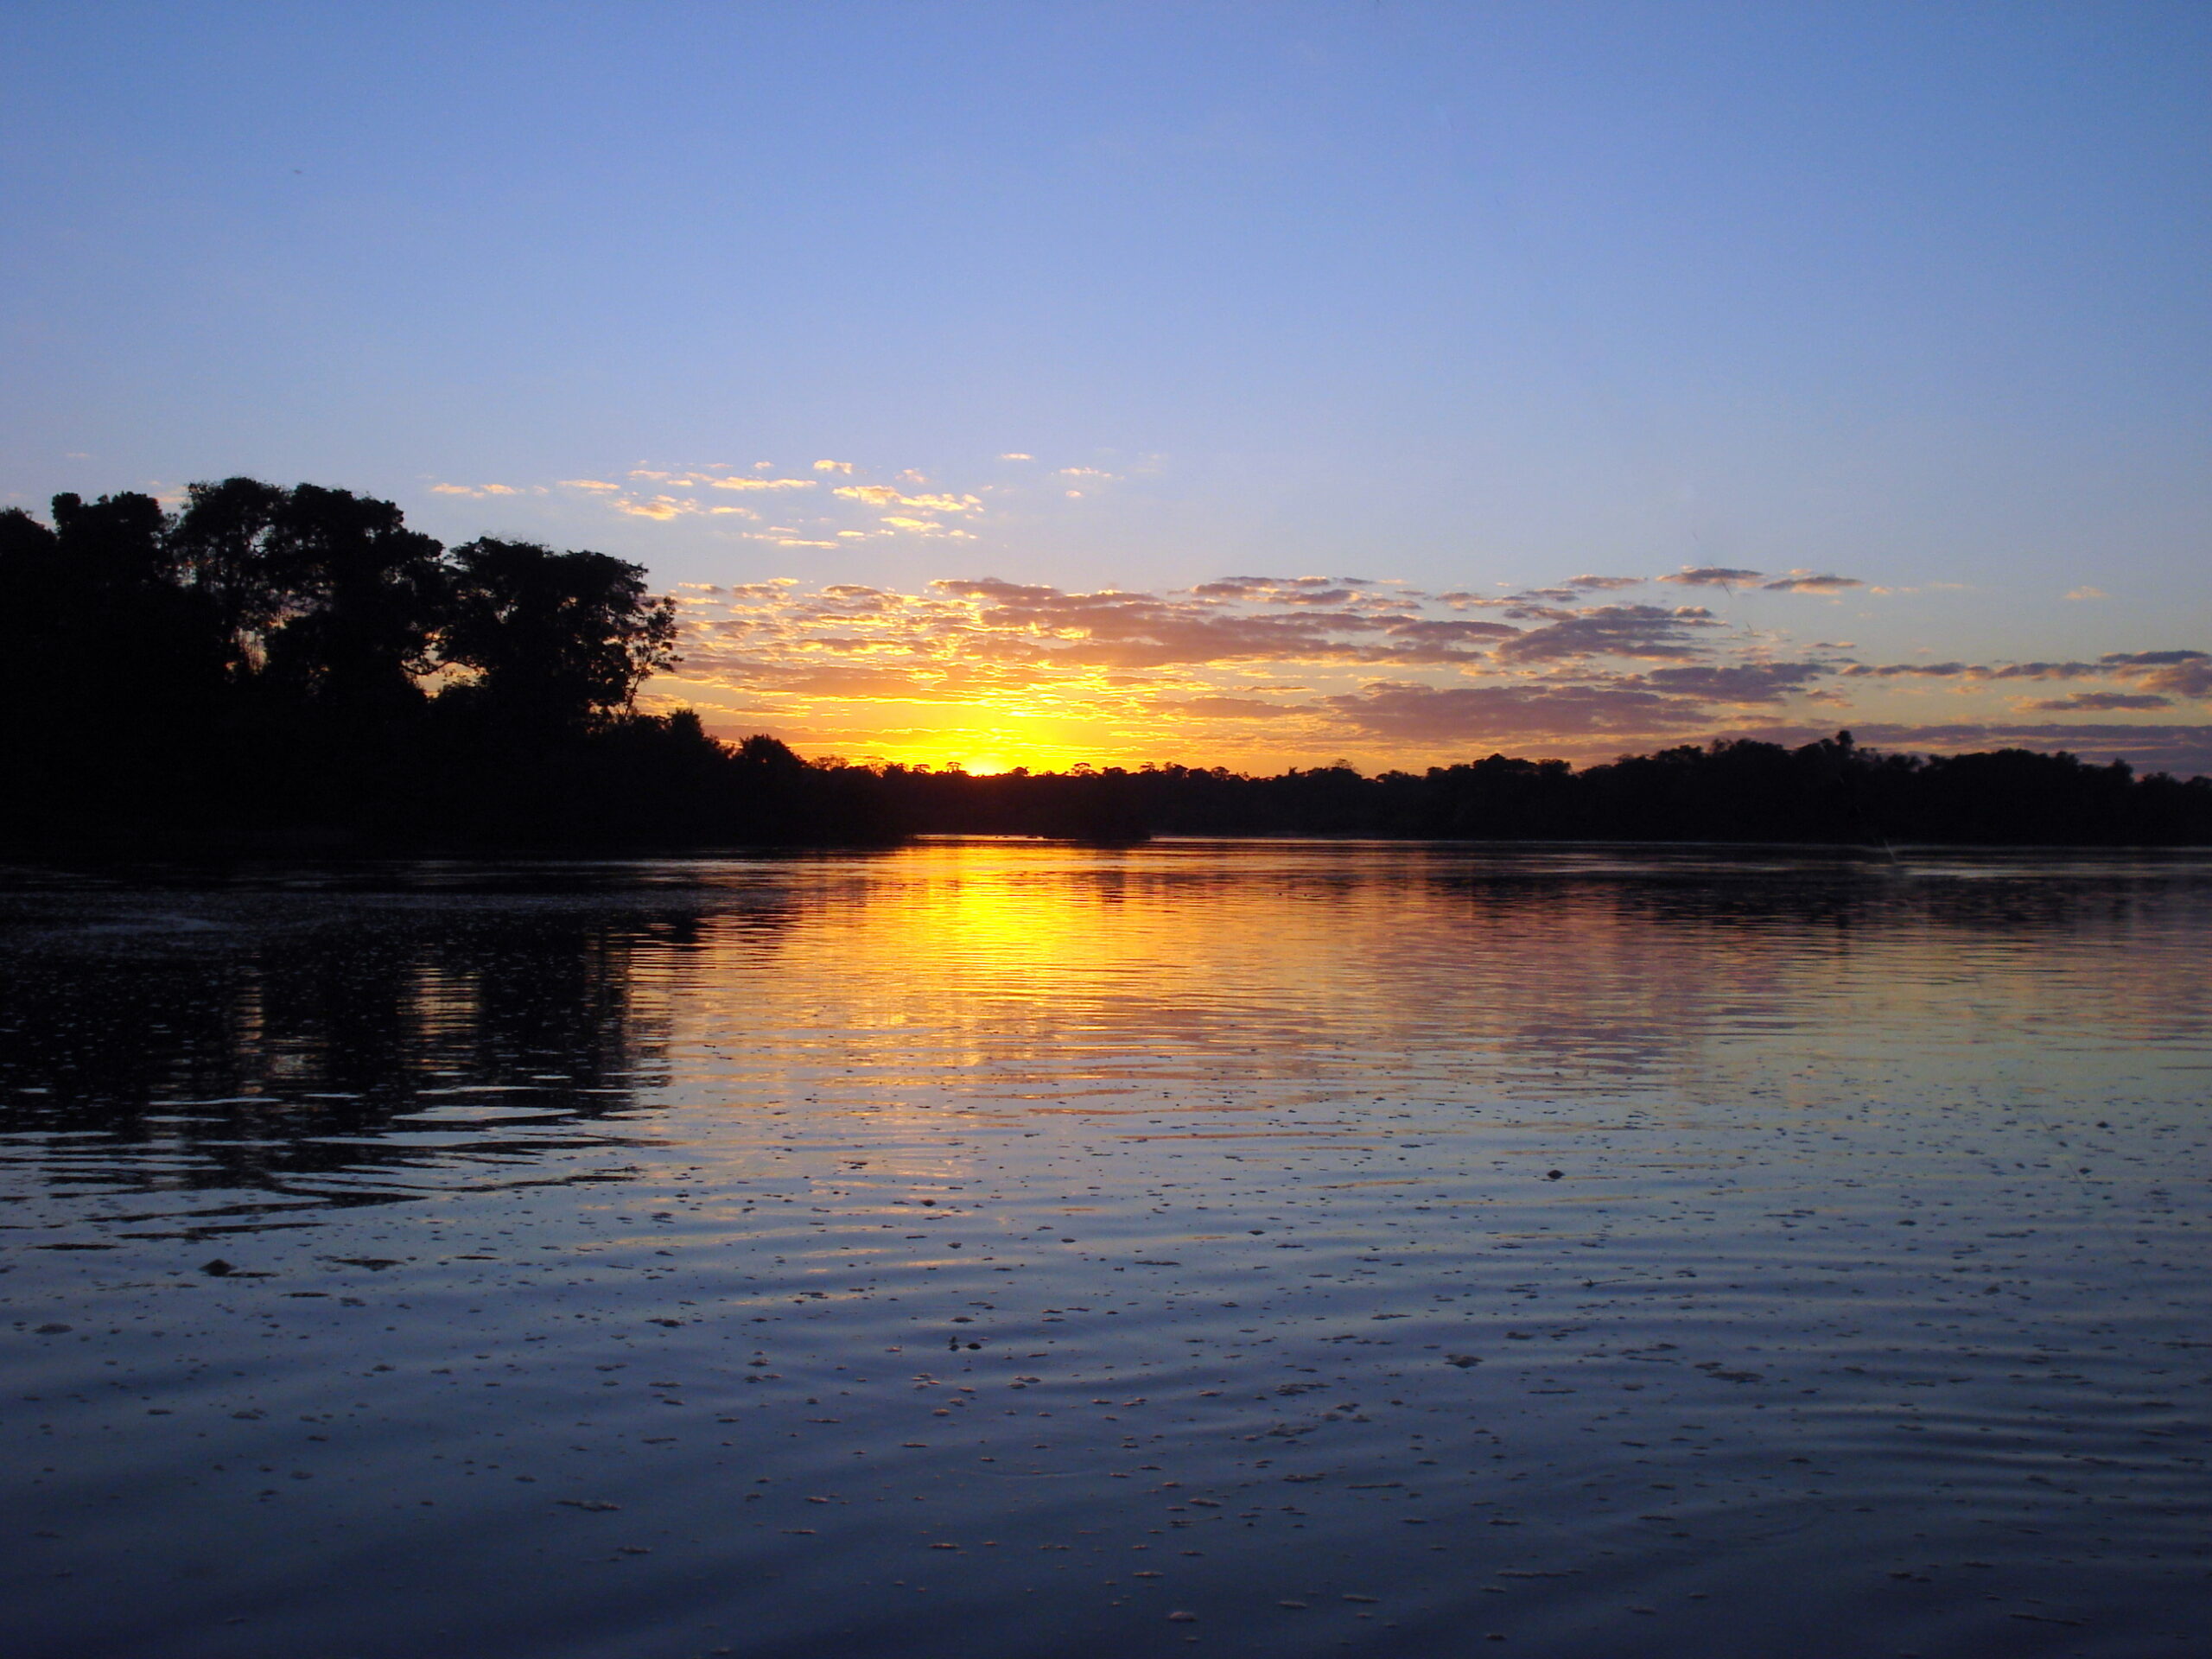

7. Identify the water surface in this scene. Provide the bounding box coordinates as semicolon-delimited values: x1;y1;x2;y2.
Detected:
3;842;2207;1656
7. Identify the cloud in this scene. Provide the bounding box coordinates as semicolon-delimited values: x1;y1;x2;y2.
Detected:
613;495;698;520
1762;572;1863;593
2136;664;2212;700
429;482;523;497
879;516;976;537
1839;649;2211;700
2102;650;2210;667
926;577;1503;670
2017;692;2175;712
1842;661;1975;679
1378;619;1522;645
1657;566;1864;593
1630;662;1834;702
2098;650;2212;699
1491;605;1719;664
737;664;957;700
2066;586;2109;601
616;559;2212;773
1188;576;1386;608
1206;584;1355;607
1324;681;1707;743
999;453;1033;461
1156;696;1306;719
558;458;1014;540
833;485;982;512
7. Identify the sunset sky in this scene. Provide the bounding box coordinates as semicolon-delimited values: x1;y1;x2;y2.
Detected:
5;3;2208;773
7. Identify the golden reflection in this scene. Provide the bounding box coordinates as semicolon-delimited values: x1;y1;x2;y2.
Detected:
664;843;2212;1144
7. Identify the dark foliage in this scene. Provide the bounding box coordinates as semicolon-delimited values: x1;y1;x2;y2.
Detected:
880;734;2211;844
441;537;677;738
0;480;875;851
3;480;2204;851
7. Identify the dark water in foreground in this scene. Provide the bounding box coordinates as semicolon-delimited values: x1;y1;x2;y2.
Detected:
3;842;2207;1659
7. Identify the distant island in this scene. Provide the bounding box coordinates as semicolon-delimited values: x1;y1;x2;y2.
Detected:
5;480;2207;854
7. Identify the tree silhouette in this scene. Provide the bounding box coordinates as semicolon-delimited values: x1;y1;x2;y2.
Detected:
441;537;677;735
256;484;447;719
168;475;292;679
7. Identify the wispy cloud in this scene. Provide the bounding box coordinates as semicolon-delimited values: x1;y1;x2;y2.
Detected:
612;495;697;520
1762;571;1862;594
1841;649;2210;701
648;566;2206;774
1324;681;1705;741
833;485;982;512
1631;662;1834;702
2017;691;2174;712
403;461;2196;773
1492;605;1719;664
1154;695;1307;720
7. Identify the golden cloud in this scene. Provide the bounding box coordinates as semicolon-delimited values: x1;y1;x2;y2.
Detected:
833;485;982;512
648;570;2206;773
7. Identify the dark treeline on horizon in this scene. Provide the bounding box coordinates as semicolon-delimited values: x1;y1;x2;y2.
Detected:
879;741;2212;846
4;480;2209;853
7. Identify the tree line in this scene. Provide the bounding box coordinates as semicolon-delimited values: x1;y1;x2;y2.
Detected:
3;480;2206;850
879;738;2212;845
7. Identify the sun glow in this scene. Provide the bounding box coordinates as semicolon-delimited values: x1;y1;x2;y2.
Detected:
648;565;2212;782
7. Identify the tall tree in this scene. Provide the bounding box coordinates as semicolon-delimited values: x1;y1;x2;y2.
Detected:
168;476;292;680
440;537;678;734
257;485;448;717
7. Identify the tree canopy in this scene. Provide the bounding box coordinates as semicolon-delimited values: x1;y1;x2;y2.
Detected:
442;537;677;734
0;480;715;848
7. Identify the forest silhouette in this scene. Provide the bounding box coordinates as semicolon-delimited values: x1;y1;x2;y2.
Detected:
4;480;2207;851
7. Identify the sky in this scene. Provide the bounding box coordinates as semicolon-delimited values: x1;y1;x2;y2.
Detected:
4;1;2209;774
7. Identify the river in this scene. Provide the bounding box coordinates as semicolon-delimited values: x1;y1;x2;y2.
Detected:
3;842;2206;1656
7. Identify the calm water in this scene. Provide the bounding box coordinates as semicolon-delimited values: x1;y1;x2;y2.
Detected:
3;842;2207;1658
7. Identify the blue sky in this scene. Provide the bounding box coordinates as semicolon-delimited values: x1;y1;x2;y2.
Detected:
5;3;2208;770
